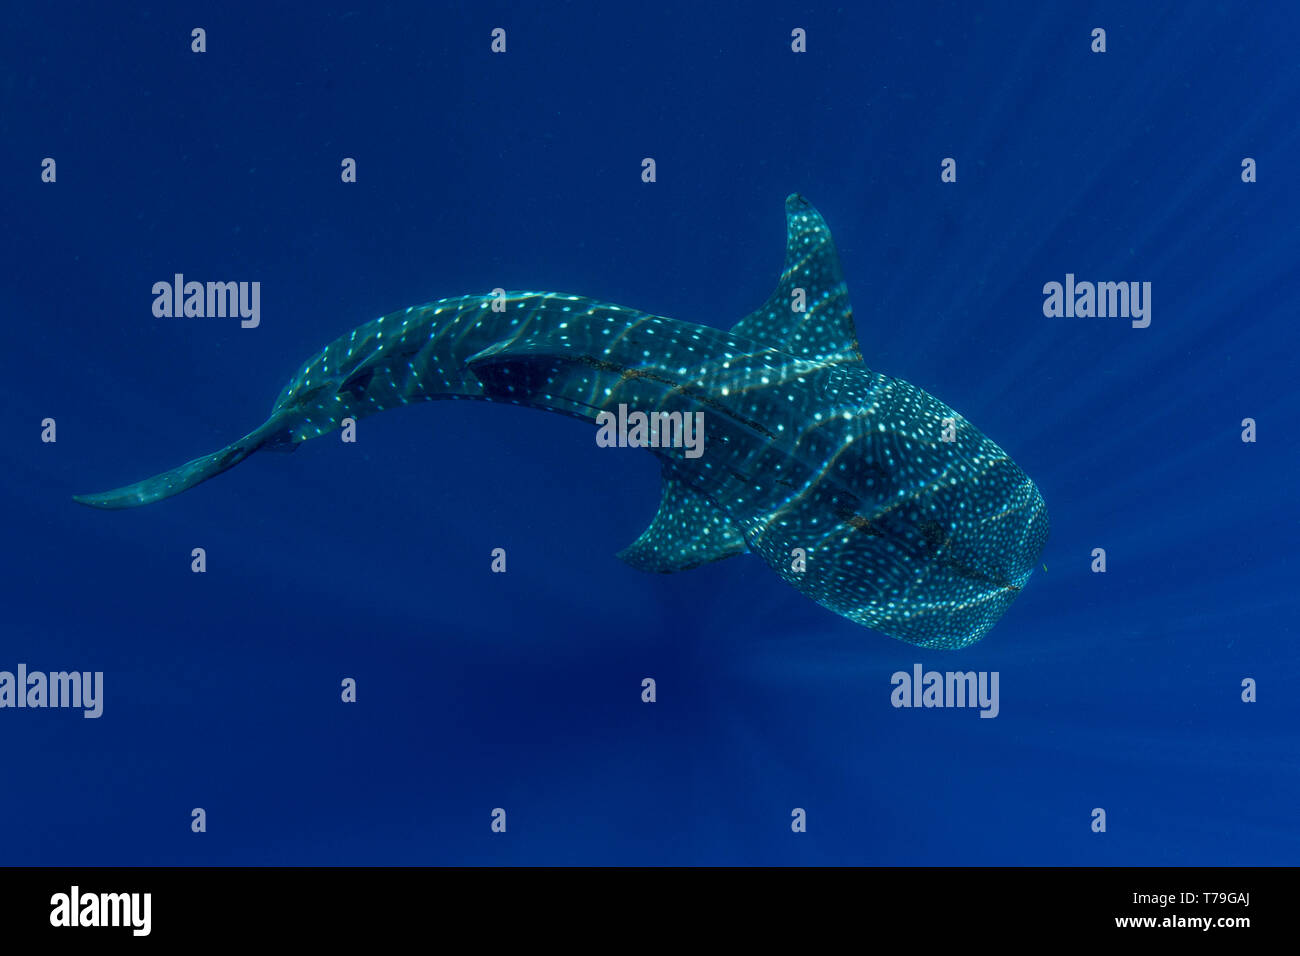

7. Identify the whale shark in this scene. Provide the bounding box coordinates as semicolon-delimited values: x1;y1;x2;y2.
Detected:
75;195;1048;648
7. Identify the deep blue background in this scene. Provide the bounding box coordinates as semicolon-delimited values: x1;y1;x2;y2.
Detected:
2;2;1297;865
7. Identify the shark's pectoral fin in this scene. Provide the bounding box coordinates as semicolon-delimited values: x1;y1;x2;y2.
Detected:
731;194;863;365
617;468;747;573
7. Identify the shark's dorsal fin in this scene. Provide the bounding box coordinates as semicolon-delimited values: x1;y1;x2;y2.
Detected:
617;467;747;573
730;194;862;364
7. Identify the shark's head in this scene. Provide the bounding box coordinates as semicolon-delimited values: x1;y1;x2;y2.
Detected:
709;195;1051;647
769;423;1051;649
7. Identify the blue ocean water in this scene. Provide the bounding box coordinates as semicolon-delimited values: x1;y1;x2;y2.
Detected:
2;2;1297;865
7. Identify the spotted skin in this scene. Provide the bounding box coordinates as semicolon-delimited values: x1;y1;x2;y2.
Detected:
75;195;1048;648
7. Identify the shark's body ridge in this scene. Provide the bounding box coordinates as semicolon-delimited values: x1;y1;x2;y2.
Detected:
76;195;1048;648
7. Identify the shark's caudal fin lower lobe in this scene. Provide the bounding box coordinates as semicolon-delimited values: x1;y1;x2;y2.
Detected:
72;420;283;510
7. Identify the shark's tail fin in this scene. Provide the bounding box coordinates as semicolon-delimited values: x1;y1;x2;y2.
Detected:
72;419;285;510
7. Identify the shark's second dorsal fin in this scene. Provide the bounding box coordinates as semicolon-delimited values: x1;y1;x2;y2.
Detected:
617;467;747;573
730;194;862;364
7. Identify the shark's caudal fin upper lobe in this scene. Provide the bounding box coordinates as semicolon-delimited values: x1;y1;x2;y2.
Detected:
71;418;289;509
